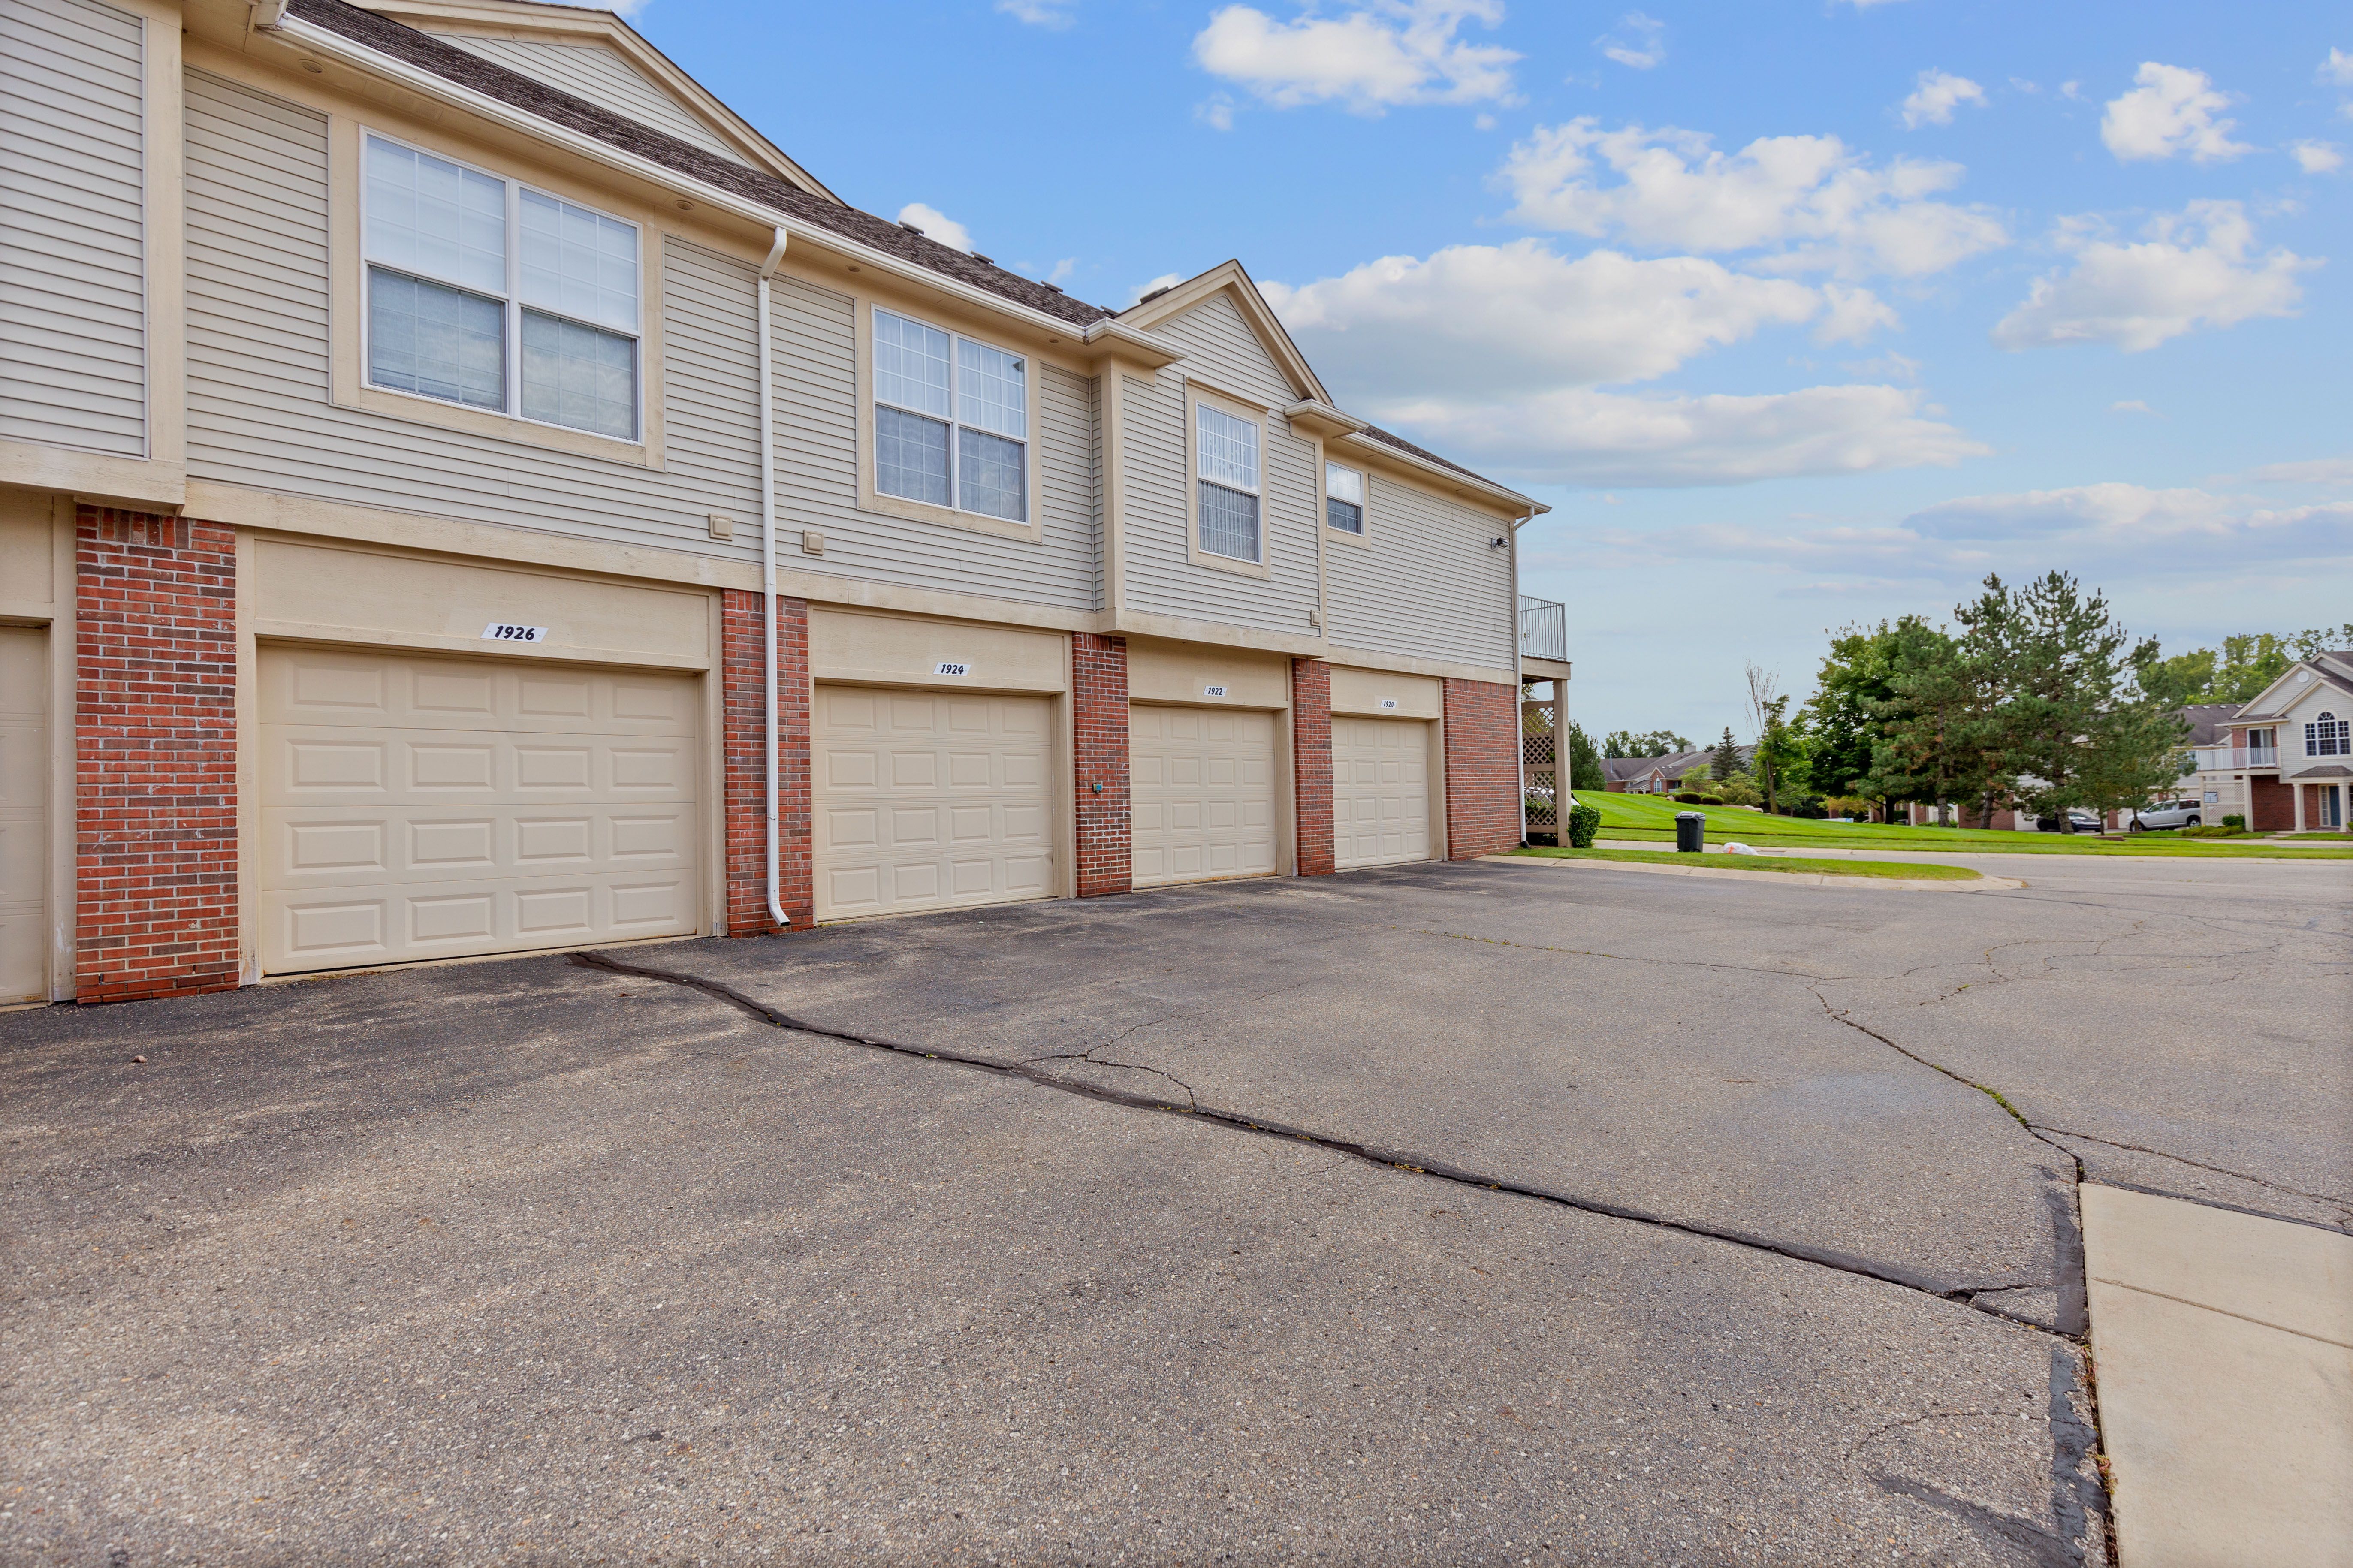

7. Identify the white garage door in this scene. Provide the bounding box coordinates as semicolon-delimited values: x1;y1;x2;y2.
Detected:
813;684;1055;921
259;646;701;975
1131;704;1278;888
0;627;45;1003
1333;715;1433;870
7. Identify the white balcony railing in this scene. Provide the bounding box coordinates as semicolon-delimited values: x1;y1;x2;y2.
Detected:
1519;595;1567;663
2190;745;2279;771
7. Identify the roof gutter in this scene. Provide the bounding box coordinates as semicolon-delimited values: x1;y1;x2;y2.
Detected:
268;12;1113;344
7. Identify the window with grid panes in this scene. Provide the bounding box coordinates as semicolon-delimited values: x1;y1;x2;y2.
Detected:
1325;462;1364;534
363;135;641;440
872;308;1028;522
1195;403;1261;562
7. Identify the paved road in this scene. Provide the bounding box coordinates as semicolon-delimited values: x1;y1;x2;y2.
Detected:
4;854;2343;1565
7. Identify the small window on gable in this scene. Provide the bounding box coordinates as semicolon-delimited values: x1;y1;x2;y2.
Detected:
362;134;642;441
2308;712;2350;757
1195;403;1261;563
872;307;1028;523
1325;462;1364;534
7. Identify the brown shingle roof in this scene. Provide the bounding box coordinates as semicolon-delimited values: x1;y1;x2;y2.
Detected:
293;0;1116;328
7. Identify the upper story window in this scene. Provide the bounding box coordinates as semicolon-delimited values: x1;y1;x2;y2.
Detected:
872;308;1028;523
1325;462;1364;534
2308;712;2349;757
363;135;641;442
1196;403;1261;563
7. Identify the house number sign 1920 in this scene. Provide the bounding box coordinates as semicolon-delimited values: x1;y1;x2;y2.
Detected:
482;623;548;643
934;661;973;678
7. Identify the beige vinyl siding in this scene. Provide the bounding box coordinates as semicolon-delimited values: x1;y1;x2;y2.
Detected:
428;33;748;166
1119;373;1318;636
1152;294;1294;410
768;278;1097;612
183;72;766;560
1326;474;1515;671
0;0;145;456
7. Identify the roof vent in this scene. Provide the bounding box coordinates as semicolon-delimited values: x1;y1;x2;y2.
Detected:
898;221;925;235
1040;282;1062;293
970;253;994;264
1140;285;1173;303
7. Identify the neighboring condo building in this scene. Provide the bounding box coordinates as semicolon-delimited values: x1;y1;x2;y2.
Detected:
0;0;1551;1004
2188;653;2353;833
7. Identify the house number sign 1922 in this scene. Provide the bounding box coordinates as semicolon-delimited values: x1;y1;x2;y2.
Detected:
934;661;973;678
1202;684;1228;698
482;623;548;643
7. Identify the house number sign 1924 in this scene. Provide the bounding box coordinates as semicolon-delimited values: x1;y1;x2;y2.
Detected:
482;623;548;643
934;661;973;678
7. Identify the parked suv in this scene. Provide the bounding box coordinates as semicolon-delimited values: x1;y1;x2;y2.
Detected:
2127;799;2203;831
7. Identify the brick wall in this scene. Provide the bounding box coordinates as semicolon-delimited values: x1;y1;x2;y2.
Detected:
721;590;812;935
1442;676;1521;859
2248;775;2293;833
76;507;239;1003
1290;657;1333;877
1072;633;1131;897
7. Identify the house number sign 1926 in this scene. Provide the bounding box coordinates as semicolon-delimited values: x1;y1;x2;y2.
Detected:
482;623;548;643
934;661;973;678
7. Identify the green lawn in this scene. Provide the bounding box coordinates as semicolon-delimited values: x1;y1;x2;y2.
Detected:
1512;846;1984;880
1577;792;2353;858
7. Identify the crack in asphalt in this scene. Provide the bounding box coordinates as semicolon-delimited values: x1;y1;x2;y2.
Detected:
2030;1125;2353;1211
1019;1051;1201;1111
569;949;2074;1340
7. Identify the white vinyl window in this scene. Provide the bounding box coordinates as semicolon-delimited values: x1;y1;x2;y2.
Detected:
1325;462;1364;534
872;308;1028;523
1195;403;1261;563
363;134;642;441
2308;712;2350;757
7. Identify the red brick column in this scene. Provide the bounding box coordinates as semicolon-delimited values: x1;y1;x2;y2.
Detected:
1290;657;1334;877
721;590;811;935
1071;632;1131;897
76;507;239;1003
1442;676;1521;859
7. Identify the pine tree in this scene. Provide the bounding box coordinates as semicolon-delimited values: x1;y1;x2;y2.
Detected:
1710;726;1740;783
1982;571;2180;827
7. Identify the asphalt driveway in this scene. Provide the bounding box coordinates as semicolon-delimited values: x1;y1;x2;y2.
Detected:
4;853;2345;1565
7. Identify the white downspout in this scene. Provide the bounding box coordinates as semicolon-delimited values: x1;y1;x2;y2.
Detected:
758;228;789;929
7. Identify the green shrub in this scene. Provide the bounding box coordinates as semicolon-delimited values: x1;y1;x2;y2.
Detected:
2179;825;2247;838
1567;801;1601;848
1672;791;1708;804
2222;813;2247;829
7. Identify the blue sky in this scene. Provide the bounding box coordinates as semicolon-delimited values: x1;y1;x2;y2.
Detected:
632;0;2350;742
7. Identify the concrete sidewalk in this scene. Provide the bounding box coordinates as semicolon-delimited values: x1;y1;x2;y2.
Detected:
2081;1185;2353;1566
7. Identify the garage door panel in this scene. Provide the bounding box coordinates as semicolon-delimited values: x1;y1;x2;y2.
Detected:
260;647;701;974
1131;704;1279;888
814;685;1057;921
1334;716;1432;870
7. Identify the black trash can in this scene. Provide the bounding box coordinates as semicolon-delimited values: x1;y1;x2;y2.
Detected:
1675;811;1705;853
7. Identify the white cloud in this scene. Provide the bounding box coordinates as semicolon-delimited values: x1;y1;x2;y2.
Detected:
1259;239;1823;397
1993;201;2315;352
1814;283;1900;343
1899;69;1987;129
1497;119;2006;278
2100;63;2252;163
1596;12;1663;70
1047;257;1079;286
2110;399;2158;415
1197;94;1237;130
997;0;1076;25
2323;48;2353;87
1261;241;1971;485
1605;483;2351;579
1127;272;1189;307
1382;383;1985;487
2244;457;2353;485
2290;139;2344;174
895;203;971;253
1192;0;1518;114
